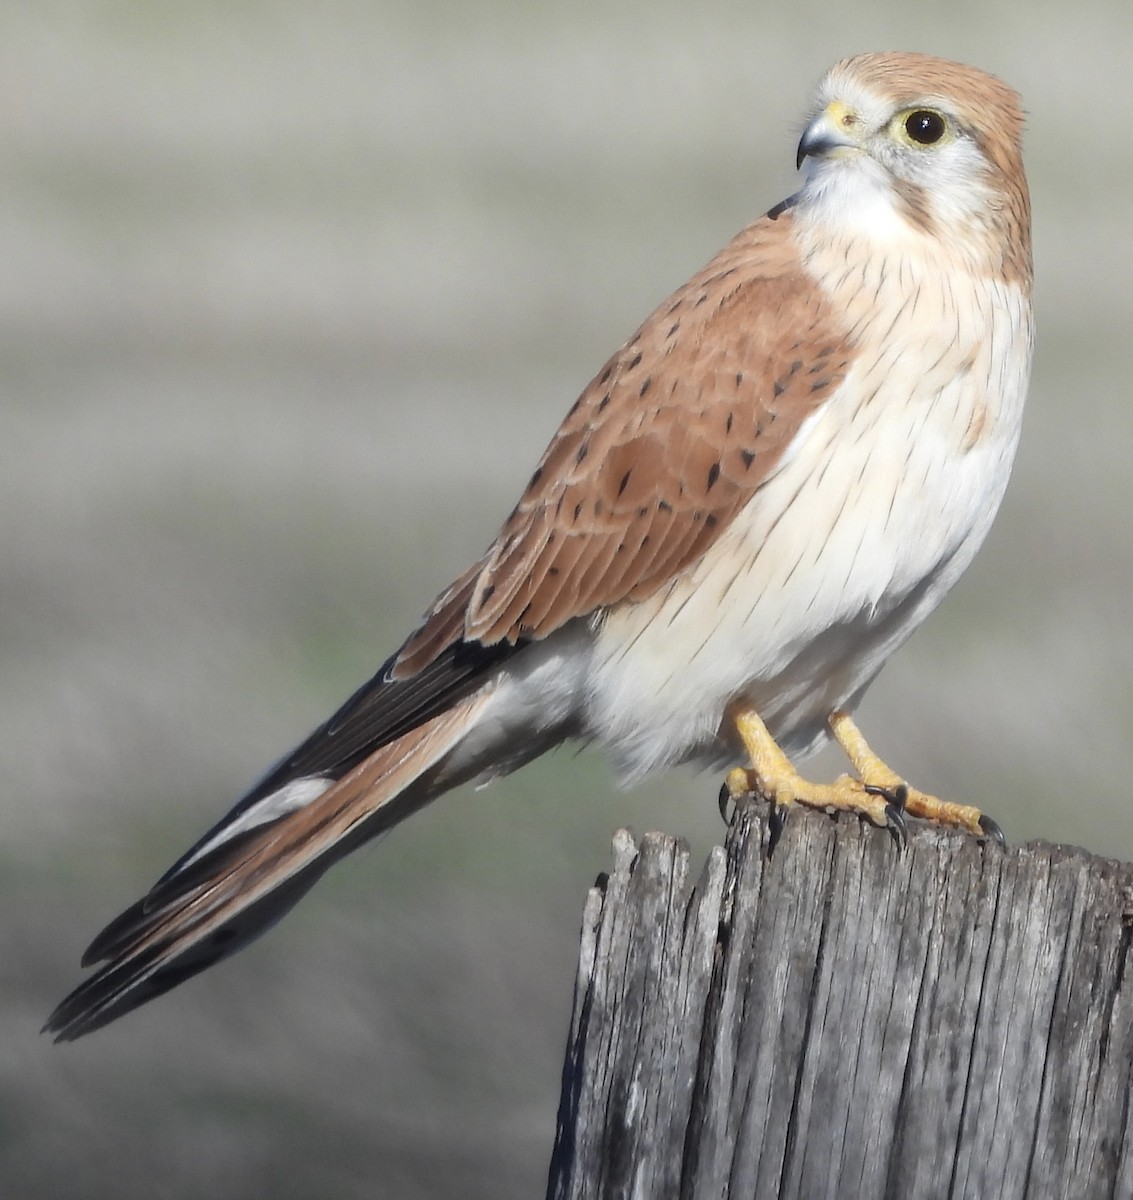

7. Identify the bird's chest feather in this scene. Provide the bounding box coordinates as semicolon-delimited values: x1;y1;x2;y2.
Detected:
789;257;1032;603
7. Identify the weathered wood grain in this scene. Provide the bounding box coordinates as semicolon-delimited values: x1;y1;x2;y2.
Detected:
547;805;1133;1200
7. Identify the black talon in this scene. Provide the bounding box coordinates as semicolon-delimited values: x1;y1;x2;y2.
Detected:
767;801;789;854
884;800;908;851
864;781;908;810
862;781;908;848
978;813;1007;849
718;782;733;824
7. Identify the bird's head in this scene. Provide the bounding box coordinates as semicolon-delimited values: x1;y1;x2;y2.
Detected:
793;52;1030;285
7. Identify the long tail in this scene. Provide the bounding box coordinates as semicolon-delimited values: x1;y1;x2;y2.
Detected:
44;693;489;1042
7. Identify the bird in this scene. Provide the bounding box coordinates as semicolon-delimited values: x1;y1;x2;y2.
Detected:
46;51;1033;1041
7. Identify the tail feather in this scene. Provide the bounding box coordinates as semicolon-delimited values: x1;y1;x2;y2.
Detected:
45;695;489;1042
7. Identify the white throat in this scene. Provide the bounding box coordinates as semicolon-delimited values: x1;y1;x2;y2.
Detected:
795;156;925;246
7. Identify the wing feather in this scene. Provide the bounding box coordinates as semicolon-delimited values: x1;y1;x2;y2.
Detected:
391;207;853;672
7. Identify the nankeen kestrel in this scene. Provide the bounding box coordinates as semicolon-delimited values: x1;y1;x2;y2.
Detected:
47;52;1033;1040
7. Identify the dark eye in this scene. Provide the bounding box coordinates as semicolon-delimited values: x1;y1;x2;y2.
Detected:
905;109;946;145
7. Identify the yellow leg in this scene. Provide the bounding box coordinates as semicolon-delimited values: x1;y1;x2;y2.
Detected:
724;706;904;838
828;710;999;840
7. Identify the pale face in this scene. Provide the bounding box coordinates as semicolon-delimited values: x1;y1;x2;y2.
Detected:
795;73;1002;253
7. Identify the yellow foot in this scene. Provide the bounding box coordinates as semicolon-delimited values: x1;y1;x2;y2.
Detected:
721;764;908;843
829;711;1004;844
722;708;909;845
720;706;1005;849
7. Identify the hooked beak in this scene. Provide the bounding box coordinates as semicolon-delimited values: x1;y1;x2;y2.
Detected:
796;101;862;170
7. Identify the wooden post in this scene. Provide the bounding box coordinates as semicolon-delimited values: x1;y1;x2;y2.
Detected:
547;805;1133;1200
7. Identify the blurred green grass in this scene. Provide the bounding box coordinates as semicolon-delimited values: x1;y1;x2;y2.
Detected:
4;3;1133;1197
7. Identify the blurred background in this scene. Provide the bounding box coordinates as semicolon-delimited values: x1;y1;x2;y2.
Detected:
4;2;1132;1196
